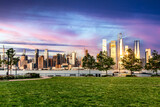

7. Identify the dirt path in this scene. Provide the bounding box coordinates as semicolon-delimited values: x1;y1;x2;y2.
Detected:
9;76;51;81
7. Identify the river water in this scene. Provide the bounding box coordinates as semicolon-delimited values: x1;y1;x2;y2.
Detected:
0;70;158;77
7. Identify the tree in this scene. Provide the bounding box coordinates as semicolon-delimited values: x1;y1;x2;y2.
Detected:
122;48;142;75
2;48;19;75
96;51;115;75
82;53;96;74
145;50;160;75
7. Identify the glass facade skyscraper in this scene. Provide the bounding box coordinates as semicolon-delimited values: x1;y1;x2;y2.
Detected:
134;40;140;59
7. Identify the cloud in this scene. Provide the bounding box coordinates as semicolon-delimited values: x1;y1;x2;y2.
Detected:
15;48;64;53
0;0;160;57
1;0;160;21
0;28;21;37
0;41;86;47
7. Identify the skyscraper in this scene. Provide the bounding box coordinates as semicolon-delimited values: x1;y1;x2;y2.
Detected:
71;52;76;66
48;58;53;67
2;45;5;60
23;49;26;55
117;33;124;70
18;54;28;70
38;55;44;70
102;39;107;54
125;45;129;55
56;54;63;68
134;40;140;59
66;54;70;64
44;49;49;68
145;48;152;64
109;41;117;69
34;49;39;69
62;53;66;63
53;55;57;67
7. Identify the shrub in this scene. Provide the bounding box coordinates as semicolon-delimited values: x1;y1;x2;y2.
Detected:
9;75;15;79
0;76;4;80
0;73;40;81
25;73;40;78
86;74;94;77
102;75;112;77
80;74;86;76
2;75;15;79
151;74;160;77
126;75;137;77
15;75;25;79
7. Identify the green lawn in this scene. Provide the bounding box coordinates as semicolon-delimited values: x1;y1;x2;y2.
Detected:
0;77;160;106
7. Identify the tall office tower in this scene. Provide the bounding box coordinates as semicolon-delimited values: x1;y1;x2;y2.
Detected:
109;41;117;69
69;55;72;65
38;55;44;70
145;48;152;64
125;45;129;55
102;39;107;54
56;54;63;68
62;53;66;63
34;49;39;69
53;55;57;67
23;49;26;55
27;62;34;70
66;54;70;64
2;45;5;60
18;54;28;70
44;49;49;68
48;58;53;67
117;33;124;70
134;40;140;59
72;52;76;66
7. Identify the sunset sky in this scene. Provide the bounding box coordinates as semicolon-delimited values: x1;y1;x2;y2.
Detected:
0;0;160;58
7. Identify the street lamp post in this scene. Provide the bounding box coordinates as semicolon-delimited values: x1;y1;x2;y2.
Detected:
7;51;10;76
15;66;18;78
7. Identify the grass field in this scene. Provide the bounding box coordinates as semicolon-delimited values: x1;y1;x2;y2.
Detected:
0;77;160;106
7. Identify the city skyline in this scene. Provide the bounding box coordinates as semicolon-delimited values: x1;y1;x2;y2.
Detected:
0;35;154;59
0;35;152;70
0;0;160;57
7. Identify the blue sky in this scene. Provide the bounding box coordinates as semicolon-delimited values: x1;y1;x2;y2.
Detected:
0;0;160;58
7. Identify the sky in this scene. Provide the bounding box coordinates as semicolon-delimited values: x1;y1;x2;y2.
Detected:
0;0;160;58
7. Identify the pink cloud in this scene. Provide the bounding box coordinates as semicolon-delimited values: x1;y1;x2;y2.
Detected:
123;19;160;52
0;28;21;37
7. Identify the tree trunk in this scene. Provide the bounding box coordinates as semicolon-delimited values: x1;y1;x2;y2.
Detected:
10;64;12;75
7;52;10;76
156;70;158;75
106;71;107;75
7;64;9;76
6;71;9;76
15;68;17;78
